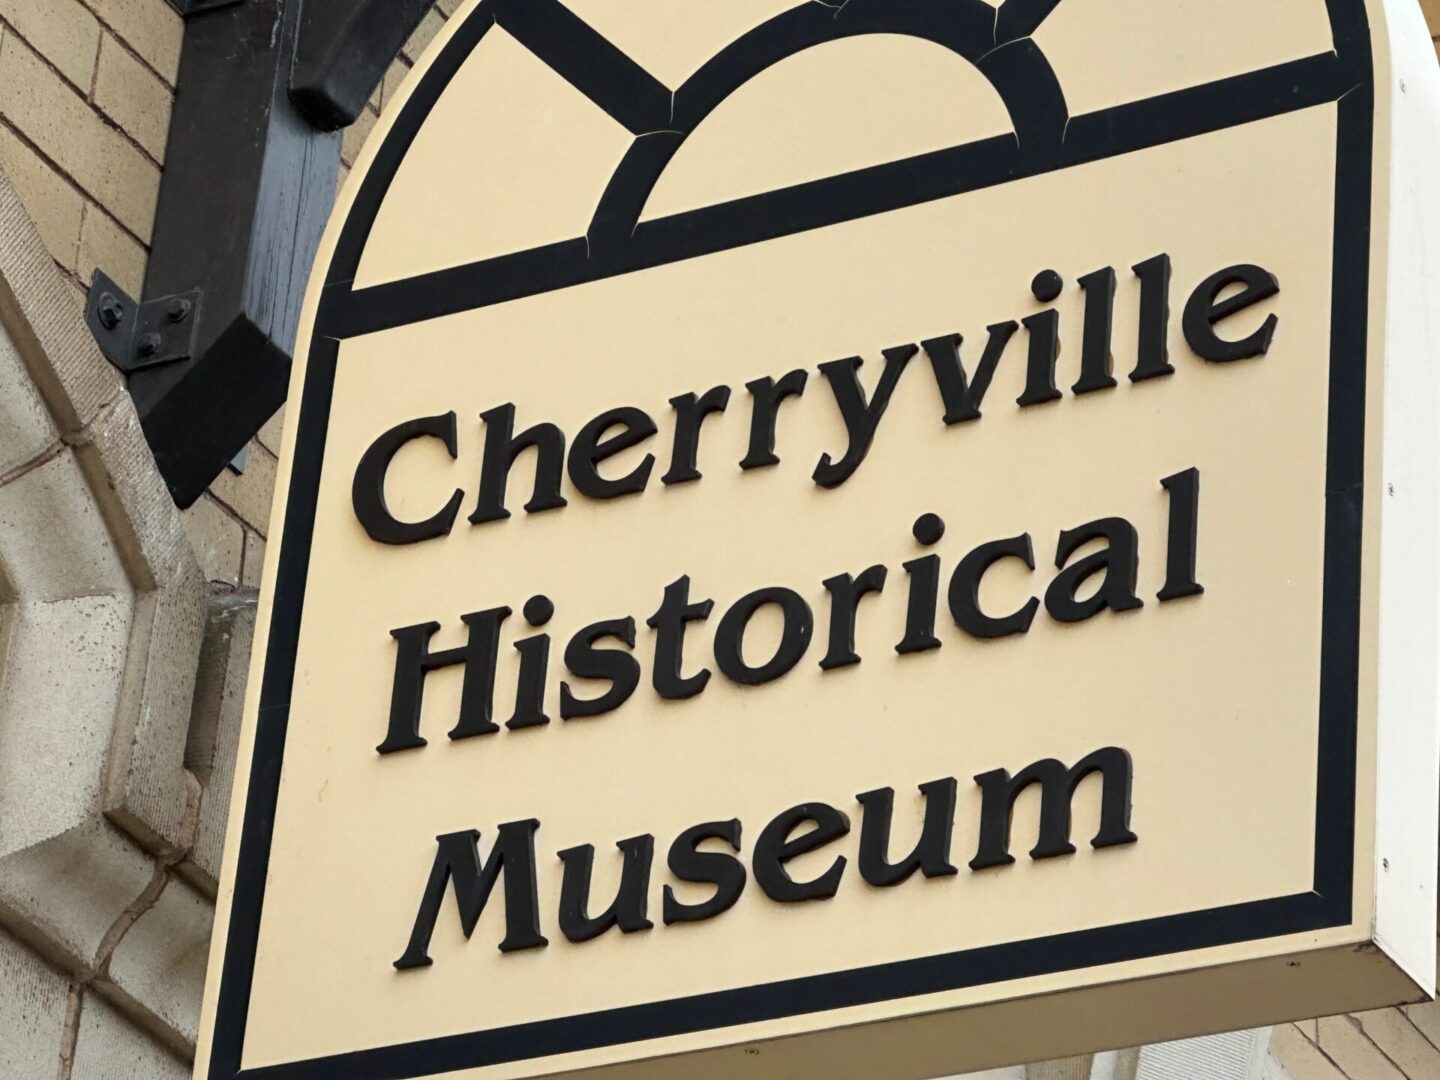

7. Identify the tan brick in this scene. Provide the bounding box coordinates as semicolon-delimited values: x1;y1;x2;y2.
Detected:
1403;1000;1440;1051
0;0;100;89
0;121;84;267
1318;1016;1406;1080
209;441;276;537
1356;1008;1440;1077
1271;1023;1348;1080
181;494;243;588
341;105;377;168
256;406;284;456
0;33;159;240
77;203;146;294
1297;1017;1320;1042
436;0;460;17
84;0;181;84
402;8;446;64
381;57;411;111
94;31;171;160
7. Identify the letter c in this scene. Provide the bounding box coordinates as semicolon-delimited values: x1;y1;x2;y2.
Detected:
949;534;1039;639
352;412;465;545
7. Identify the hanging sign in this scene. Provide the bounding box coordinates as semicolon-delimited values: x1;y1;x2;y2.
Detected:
198;2;1440;1077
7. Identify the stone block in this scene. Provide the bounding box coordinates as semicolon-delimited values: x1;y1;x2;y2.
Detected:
103;567;207;857
0;0;101;89
181;600;255;893
209;440;277;537
1317;1016;1405;1080
0;595;127;852
0;31;160;241
93;31;171;160
0;926;70;1079
242;531;267;588
73;390;195;595
182;496;243;588
0;313;57;479
0;449;129;601
0;122;85;270
85;0;183;86
0;170;126;435
102;875;212;1053
0;819;154;972
71;990;190;1079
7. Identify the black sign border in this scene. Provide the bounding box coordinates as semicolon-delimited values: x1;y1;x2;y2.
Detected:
210;2;1375;1076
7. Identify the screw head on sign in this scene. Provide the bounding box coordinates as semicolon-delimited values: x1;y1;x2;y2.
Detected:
167;298;192;323
136;332;163;358
96;293;125;331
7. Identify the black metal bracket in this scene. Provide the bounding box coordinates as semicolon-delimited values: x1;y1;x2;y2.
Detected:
291;0;435;130
84;0;436;507
85;270;201;375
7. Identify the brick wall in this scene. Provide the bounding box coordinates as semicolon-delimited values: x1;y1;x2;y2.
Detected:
0;3;454;1077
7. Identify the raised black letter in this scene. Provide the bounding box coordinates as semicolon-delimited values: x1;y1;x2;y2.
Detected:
970;748;1138;870
568;407;657;499
754;803;851;902
664;819;746;925
1159;468;1204;601
820;565;888;670
506;596;552;730
949;534;1039;639
380;606;510;754
560;617;640;720
1044;518;1143;623
470;404;567;525
353;413;464;545
813;345;917;488
857;779;959;887
395;822;546;968
647;576;714;700
1130;254;1174;382
1073;267;1118;395
663;387;732;485
1017;270;1063;407
740;370;808;470
897;513;945;655
714;587;813;685
557;835;655;943
1183;264;1279;362
921;323;1019;424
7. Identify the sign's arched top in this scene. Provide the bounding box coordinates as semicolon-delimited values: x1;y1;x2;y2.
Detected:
318;0;1361;323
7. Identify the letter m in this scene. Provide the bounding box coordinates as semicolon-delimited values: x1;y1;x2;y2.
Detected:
395;820;547;969
969;747;1138;871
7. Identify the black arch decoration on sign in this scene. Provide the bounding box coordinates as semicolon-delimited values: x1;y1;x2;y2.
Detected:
587;0;1069;252
211;1;1375;1077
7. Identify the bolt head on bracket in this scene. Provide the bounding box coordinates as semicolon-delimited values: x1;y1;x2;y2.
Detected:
86;270;203;376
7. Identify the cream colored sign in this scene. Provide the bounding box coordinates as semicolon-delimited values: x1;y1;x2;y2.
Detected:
197;3;1440;1078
